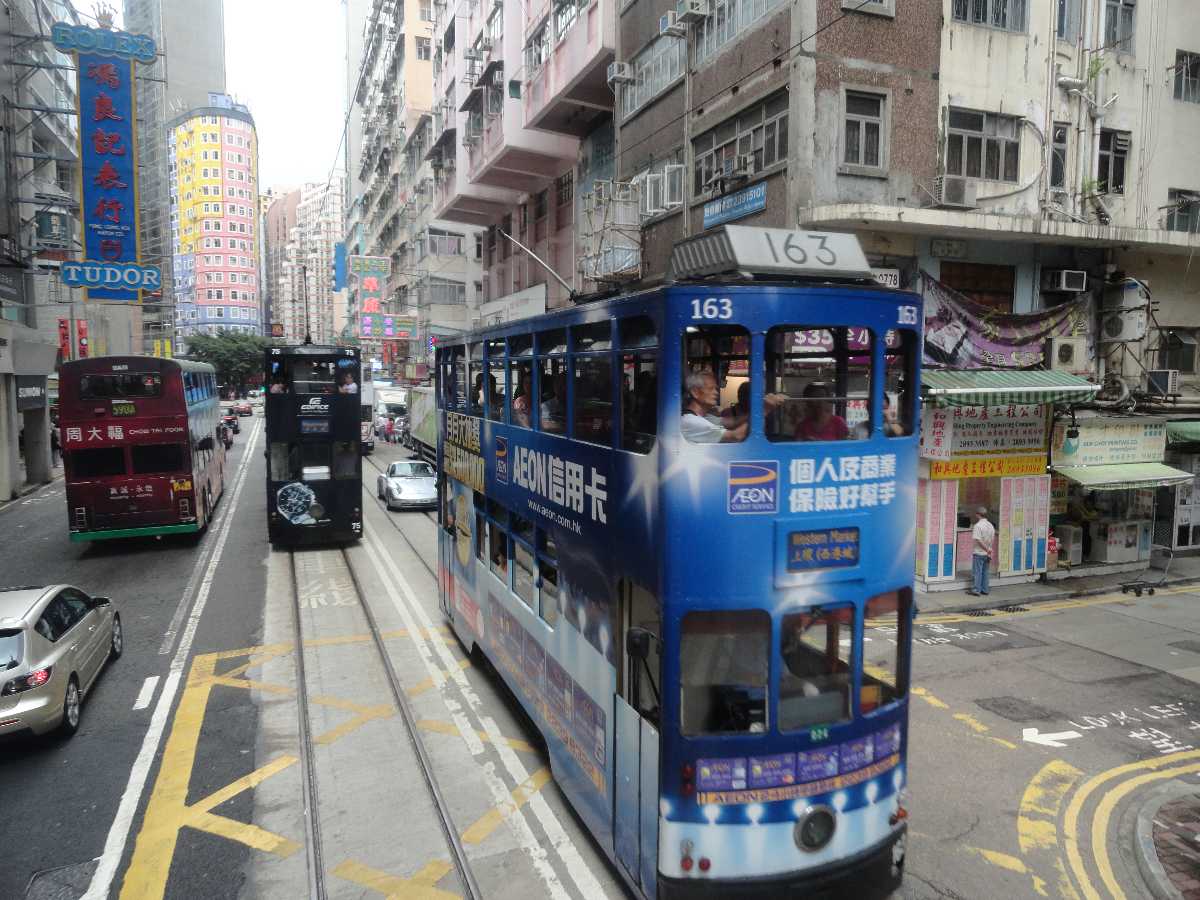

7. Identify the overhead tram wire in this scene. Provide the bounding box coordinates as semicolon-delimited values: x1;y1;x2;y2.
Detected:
618;0;897;164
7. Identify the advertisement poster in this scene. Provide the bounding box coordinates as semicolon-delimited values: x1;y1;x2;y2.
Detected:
1050;417;1167;466
922;271;1088;368
920;404;1048;460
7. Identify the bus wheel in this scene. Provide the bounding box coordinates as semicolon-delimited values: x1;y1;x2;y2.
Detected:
203;490;213;527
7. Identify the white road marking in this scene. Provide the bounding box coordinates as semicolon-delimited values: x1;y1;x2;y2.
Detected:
364;527;607;900
1022;727;1084;748
81;418;262;900
132;676;160;711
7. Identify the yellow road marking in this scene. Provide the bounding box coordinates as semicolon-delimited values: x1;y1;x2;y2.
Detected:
954;712;990;734
190;811;301;857
191;755;299;813
332;858;459;899
1018;760;1083;900
461;767;553;845
417;718;538;754
911;686;949;709
971;847;1028;873
920;583;1197;626
1063;749;1200;900
408;658;473;697
209;674;296;695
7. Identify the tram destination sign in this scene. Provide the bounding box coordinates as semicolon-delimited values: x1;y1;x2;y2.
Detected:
672;226;873;281
787;527;860;571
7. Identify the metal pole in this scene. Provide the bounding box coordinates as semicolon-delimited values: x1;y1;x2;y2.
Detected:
498;230;574;299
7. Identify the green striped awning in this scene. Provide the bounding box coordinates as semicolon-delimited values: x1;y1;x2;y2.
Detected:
1167;420;1200;446
1051;463;1194;491
922;370;1100;408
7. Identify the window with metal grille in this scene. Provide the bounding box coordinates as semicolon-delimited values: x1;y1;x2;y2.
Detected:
951;0;1027;32
945;107;1020;182
1050;122;1069;189
1175;51;1200;103
1098;129;1129;195
1103;0;1134;53
692;92;788;195
1166;189;1200;233
842;90;886;172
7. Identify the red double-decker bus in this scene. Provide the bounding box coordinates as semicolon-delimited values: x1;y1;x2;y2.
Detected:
58;356;227;541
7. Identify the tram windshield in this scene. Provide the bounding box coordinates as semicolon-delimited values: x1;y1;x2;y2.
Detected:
268;357;359;395
680;610;769;735
780;606;853;730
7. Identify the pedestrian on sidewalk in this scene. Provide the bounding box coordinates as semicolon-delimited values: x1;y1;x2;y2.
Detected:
50;424;61;467
968;506;995;596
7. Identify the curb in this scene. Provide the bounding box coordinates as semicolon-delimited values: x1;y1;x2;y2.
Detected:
925;574;1200;616
1134;781;1194;900
0;472;64;513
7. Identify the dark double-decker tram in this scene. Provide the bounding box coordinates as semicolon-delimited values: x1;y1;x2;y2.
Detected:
264;345;363;545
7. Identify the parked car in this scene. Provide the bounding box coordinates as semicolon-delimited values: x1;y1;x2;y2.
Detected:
376;460;437;511
233;401;253;416
0;585;122;738
221;412;240;434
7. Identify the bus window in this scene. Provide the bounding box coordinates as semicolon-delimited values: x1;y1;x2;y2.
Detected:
682;325;750;444
485;340;506;422
680;610;769;735
539;560;559;627
510;357;534;428
779;606;853;731
884;330;918;438
80;372;161;399
538;357;566;433
466;344;482;415
70;447;126;478
765;327;873;442
862;589;911;711
131;444;186;475
573;355;613;445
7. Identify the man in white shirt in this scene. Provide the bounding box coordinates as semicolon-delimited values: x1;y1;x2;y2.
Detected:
968;506;995;596
681;371;786;444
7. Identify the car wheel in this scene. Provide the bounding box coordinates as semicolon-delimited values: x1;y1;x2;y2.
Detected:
110;614;124;660
59;676;81;736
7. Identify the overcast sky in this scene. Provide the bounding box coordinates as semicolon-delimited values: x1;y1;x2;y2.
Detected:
224;0;347;193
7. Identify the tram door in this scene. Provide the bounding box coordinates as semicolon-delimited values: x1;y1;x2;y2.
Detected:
614;579;661;897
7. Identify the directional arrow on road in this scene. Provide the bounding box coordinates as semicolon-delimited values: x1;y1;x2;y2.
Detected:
1022;727;1083;748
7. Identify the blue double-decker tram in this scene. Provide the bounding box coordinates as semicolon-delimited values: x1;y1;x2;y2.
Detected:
435;226;919;898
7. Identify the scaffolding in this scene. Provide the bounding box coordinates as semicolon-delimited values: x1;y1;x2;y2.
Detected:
578;180;641;283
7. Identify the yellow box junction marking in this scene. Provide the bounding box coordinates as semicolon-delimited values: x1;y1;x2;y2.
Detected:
332;859;459;899
460;767;553;845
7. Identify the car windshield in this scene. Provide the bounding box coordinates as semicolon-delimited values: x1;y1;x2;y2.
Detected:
391;462;434;477
0;629;22;671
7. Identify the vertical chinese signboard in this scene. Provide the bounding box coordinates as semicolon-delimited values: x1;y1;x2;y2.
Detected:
350;255;391;327
52;22;158;302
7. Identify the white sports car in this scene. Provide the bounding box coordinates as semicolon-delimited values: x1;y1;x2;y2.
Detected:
376;460;437;511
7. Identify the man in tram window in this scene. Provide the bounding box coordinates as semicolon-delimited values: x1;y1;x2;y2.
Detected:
338;371;358;394
795;382;850;442
541;370;567;433
682;370;785;443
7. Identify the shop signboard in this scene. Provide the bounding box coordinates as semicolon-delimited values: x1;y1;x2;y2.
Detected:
927;455;1046;480
16;376;46;410
702;181;767;230
921;404;1047;460
1050;475;1069;515
1050;417;1166;466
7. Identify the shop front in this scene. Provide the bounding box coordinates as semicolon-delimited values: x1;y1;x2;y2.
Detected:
1047;415;1192;578
1159;421;1200;552
915;370;1098;592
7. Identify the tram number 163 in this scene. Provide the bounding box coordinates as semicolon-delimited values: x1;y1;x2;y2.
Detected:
690;297;733;320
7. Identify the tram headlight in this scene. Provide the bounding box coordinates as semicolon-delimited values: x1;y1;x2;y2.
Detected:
794;805;836;852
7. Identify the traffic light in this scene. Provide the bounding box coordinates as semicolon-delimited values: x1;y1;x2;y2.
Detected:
428;334;437;354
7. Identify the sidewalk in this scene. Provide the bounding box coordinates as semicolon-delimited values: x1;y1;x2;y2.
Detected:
918;553;1200;615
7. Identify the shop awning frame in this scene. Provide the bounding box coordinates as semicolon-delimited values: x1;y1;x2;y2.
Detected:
1166;420;1200;446
1050;462;1194;491
922;370;1100;408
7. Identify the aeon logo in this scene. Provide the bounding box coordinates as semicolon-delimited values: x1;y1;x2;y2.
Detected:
727;461;779;514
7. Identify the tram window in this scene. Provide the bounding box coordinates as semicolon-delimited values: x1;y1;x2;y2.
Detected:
539;529;557;560
131;443;186;475
489;523;509;582
70;446;126;478
510;357;534;428
539;357;567;433
539;562;560;627
680;610;769;736
779;606;853;731
573;355;613;445
619;316;657;349
269;443;292;481
682;325;750;444
862;589;911;711
621;354;657;453
332;442;358;479
884;330;918;438
285;359;341;395
511;512;534;545
574;321;612;352
509;334;534;356
538;328;567;355
475;511;487;564
464;344;482;415
513;540;536;608
765;327;873;442
485;340;506;422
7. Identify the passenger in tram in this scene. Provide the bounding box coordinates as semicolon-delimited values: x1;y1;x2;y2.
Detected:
338;371;358;395
719;380;751;430
269;376;286;394
512;385;532;427
540;372;567;433
795;382;850;442
882;391;906;437
682;371;784;443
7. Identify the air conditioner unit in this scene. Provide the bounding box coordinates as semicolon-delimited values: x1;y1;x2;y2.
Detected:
659;11;686;36
1103;278;1151;311
676;0;710;23
607;61;634;85
1041;269;1088;293
933;175;978;209
1148;369;1181;397
1100;308;1148;343
735;153;755;176
1046;336;1090;375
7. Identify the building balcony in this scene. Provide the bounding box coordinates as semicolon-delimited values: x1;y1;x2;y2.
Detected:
466;105;578;194
431;162;517;227
522;0;614;136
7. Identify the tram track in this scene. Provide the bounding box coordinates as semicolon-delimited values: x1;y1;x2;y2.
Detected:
285;539;481;900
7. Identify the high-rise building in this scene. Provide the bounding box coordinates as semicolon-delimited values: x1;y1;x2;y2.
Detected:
168;95;261;344
123;0;227;351
269;181;345;345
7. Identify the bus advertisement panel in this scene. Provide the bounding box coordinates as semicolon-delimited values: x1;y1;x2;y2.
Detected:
59;357;226;540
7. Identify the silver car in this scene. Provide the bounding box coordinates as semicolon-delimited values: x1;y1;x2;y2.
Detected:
376;460;437;511
0;585;122;738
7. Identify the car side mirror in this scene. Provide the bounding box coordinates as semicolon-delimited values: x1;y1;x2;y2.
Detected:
626;626;654;661
92;596;111;607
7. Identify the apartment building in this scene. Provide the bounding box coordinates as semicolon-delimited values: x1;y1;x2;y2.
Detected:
425;0;614;320
346;0;483;373
268;181;345;344
168;96;262;345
